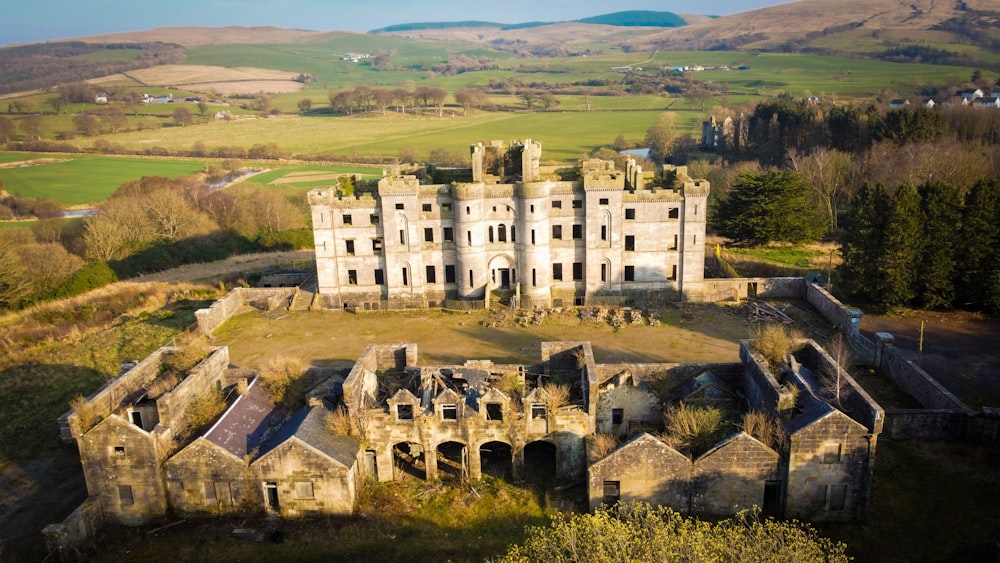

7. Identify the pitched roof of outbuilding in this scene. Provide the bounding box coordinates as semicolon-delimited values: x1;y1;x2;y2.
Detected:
204;378;277;459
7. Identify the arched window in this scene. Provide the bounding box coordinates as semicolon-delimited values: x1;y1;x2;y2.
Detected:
498;224;507;242
488;225;495;243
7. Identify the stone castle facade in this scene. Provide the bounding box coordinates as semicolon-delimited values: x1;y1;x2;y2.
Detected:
308;139;710;310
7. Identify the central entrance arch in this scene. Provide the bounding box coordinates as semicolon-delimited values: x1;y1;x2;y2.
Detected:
488;254;516;291
436;441;469;482
479;441;514;480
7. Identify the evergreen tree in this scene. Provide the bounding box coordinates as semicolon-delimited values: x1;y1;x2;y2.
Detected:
715;170;828;245
840;183;890;298
917;182;962;308
957;179;1000;311
878;185;922;306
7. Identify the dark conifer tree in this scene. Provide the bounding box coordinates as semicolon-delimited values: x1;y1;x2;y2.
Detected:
840;183;890;298
957;179;1000;311
917;182;962;308
878;185;922;306
715;170;828;245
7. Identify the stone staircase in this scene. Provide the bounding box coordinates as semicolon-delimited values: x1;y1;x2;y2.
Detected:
289;273;317;311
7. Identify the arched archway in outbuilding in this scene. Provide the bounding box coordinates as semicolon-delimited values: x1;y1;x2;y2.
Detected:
436;441;469;482
522;440;557;488
392;441;425;480
479;441;514;481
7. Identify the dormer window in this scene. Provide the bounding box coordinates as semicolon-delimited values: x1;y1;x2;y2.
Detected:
397;404;413;421
486;403;503;421
441;404;458;421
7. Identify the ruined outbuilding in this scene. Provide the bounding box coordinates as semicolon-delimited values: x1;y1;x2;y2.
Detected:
59;334;881;529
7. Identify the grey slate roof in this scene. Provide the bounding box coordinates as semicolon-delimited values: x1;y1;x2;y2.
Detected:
263;405;360;468
204;378;277;458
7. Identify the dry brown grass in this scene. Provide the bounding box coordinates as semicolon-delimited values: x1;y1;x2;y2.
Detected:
325;406;356;437
69;394;99;434
586;432;618;462
540;383;570;412
750;323;804;369
661;402;727;457
184;390;227;433
741;410;788;454
258;356;305;409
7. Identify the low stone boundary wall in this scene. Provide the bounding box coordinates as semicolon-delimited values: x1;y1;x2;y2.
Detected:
43;497;104;560
194;287;295;335
884;409;969;440
878;340;974;413
688;277;805;302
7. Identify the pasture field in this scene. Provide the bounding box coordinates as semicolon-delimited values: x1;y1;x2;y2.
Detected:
0;154;206;205
78;108;690;163
244;165;383;190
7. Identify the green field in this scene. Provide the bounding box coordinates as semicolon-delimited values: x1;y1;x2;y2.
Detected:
0;155;206;205
77;108;692;163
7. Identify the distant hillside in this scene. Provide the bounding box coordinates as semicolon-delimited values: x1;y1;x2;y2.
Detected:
371;11;685;33
576;11;686;27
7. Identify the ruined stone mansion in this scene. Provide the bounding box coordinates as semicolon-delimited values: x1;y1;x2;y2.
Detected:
308;139;710;310
57;333;882;532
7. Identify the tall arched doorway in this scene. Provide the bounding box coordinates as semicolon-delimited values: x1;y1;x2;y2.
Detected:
479;441;514;481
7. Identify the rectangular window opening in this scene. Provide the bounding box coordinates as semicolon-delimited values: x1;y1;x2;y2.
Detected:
625;208;635;220
399;229;406;245
552;200;562;209
573;262;583;281
601;225;607;241
347;269;358;285
426;265;436;284
445;265;456;283
442;404;458;421
603;481;620;504
443;227;454;242
118;485;134;506
572;199;582;209
345;240;355;255
823;443;842;464
572;224;582;239
486;403;503;421
395;203;405;210
829;485;848;510
601;263;607;282
624;266;635;282
204;482;218;505
372;238;383;254
612;408;624;425
402;267;409;286
552;225;562;239
374;269;385;285
668;208;679;220
343;214;352;225
424;227;433;242
552;263;563;281
599;198;609;205
531;403;547;419
370;214;379;225
422;203;432;212
113;446;125;456
625;235;634;251
397;404;414;420
295;481;315;500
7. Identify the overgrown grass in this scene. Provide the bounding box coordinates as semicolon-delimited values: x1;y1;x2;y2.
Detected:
84;477;551;562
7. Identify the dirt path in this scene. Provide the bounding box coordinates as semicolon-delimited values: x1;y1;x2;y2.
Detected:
133;250;314;284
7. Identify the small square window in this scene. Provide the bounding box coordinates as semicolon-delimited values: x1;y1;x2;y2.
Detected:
572;200;582;209
612;408;624;425
422;203;432;212
118;485;134;506
486;403;503;421
397;404;414;420
829;485;848;510
443;227;454;242
599;198;609;205
395;203;405;210
552;200;562;209
668;208;679;219
295;481;315;500
552;225;562;239
823;443;842;464
113;446;125;456
441;404;458;420
603;481;620;504
625;208;635;220
373;238;383;253
370;214;379;225
531;404;547;419
343;214;352;225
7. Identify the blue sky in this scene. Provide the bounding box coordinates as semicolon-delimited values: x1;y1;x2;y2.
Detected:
1;1;791;46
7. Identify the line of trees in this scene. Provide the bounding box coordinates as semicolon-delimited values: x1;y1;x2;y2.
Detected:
841;179;1000;312
0;173;312;311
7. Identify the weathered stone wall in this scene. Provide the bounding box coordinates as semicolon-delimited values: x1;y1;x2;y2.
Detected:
794;341;884;433
691;433;779;516
785;412;872;522
738;341;788;411
164;440;258;516
588;435;692;512
59;348;170;443
43;497;104;557
687;277;805;303
194;288;295;335
156;347;230;431
78;415;170;525
878;343;973;412
806;283;862;334
884;409;968;440
596;383;661;435
253;442;358;517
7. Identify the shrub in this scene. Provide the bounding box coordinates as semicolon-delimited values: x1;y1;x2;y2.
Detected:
741;410;788;453
661;402;728;456
54;261;118;299
750;323;803;369
258;356;305;409
69;394;99;434
540;383;570;412
587;432;618;462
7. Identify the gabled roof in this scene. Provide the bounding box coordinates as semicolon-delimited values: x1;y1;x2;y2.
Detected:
590;432;688;469
260;406;360;469
694;431;777;462
667;369;734;403
204;378;276;459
